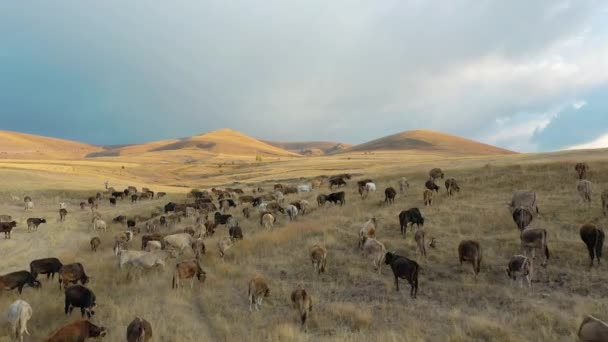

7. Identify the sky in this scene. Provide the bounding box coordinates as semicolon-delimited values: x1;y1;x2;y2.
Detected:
1;1;607;152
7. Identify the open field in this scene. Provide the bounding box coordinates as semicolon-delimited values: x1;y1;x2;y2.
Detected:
1;149;608;341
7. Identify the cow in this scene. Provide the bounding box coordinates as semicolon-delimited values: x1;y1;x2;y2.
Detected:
384;187;397;205
423;189;433;206
172;259;206;289
59;208;68;222
30;257;63;280
214;212;233;226
458;240;482;275
506;255;532;288
58;263;89;290
239;196;255;205
297;184;312;193
23;196;32;203
113;215;127;225
329;178;347;189
384;252;419;298
575;162;589;180
577;180;593;204
87;196;96;206
220;199;237;212
291;285;313;327
90;237;101;252
0;221;17;239
112;191;124;200
0;214;11;222
310;245;327;274
131;194;138;203
248;275;270;311
145;241;162;252
283;186;298;195
520;228;550;267
327;191;346;206
510;190;539;215
121;250;167;270
425;180;439;193
429;168;444;180
415;229;426;257
64;285;97;318
362;238;386;274
203;220;217;237
163;233;196;256
218;237;234;259
512;207;534;231
59;202;67;210
164;202;177;213
261;212;275;230
45;320;107;341
127;219;136;230
445;178;460;196
26;217;46;232
578;315;608;342
317;194;328;207
311;179;324;189
399;177;410;193
193;238;206;261
110;197;117;206
580;223;604;267
242;207;250;219
286;204;298;221
229;225;243;240
603;190;608;216
92;218;107;231
359;218;377;249
6;299;32;342
24;200;34;211
399;208;424;237
0;271;41;294
157;192;166;199
357;179;373;187
127;317;152;342
80;202;87;210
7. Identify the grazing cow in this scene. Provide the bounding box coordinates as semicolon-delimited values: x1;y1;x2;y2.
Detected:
317;194;328;207
423;189;433;206
239;195;255;205
172;259;206;289
6;299;32;342
242;207;250;219
297;184;312;193
248;275;270;311
429;168;444;180
510;190;539;215
64;285;97;318
506;255;532;288
92;218;107;232
399;208;424;237
520;228;550;267
157;192;166;199
45;320;106;341
113;215;127;224
286;204;298;221
220;199;237;212
425;180;440;193
127;317;152;342
110;198;117;206
59;208;68;222
365;182;377;194
575;162;589;180
580;223;604;267
87;196;96;206
329;178;347;189
458;240;482;275
203;220;217;237
261;212;275;230
163;233;196;256
578;180;593;204
90;237;101;252
113;191;125;199
359;218;377;249
80;202;87;210
357;179;373;187
145;241;162;252
384;187;397;205
218;237;234;259
415;229;426;257
274;184;284;191
30;257;63;280
283;186;298;195
127;219;136;230
164;202;177;213
27;217;46;232
578;315;608;342
122;250;167;270
384;252;420;298
0;214;11;222
327;191;346;206
602;190;608;216
193;238;206;261
58;263;89;290
226;216;239;230
310;245;327;274
24;200;34;211
214;212;233;226
291;285;313;327
512;207;534;231
311;179;323;189
445;178;460;196
362;238;386;274
23;196;32;203
229;225;243;240
131;194;138;203
399;177;410;193
0;221;17;239
0;271;41;294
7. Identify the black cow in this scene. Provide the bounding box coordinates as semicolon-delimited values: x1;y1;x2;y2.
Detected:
30;257;63;280
399;208;424;237
214;212;232;225
327;191;345;206
109;198;117;206
242;207;250;219
424;180;440;193
127;220;136;231
384;187;397;205
160;216;167;227
164;202;177;213
59;208;68;222
329;178;347;189
512;207;533;231
0;270;41;294
131;194;138;203
113;215;127;224
65;285;98;318
252;197;263;207
229;225;244;240
87;197;96;206
317;194;328;207
580;224;605;267
26;217;46;232
384;252;419;298
112;192;124;200
0;221;17;239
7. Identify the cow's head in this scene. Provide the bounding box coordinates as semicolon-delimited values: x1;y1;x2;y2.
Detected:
384;252;396;265
30;279;42;289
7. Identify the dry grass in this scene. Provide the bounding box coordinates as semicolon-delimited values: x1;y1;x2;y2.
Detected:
1;150;608;341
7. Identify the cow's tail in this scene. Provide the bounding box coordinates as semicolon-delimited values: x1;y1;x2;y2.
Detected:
543;230;550;260
596;230;604;259
172;271;177;289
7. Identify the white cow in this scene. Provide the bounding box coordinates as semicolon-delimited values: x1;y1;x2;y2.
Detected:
365;182;377;193
6;299;32;342
297;184;312;193
128;251;167;269
286;205;298;221
24;201;34;211
92;218;107;231
145;240;162;252
117;249;147;268
59;202;67;210
163;233;195;256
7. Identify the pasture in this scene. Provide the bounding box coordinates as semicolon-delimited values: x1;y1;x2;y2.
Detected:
1;150;608;341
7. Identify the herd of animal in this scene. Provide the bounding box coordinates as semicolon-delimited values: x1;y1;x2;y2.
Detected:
1;163;608;340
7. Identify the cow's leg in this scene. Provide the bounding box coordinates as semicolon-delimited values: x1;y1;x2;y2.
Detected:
394;276;399;291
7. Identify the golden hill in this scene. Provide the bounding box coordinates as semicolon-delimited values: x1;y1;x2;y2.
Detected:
347;129;515;155
262;140;352;155
0;130;102;159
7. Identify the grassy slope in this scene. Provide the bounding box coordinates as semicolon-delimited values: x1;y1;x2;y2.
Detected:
0;150;607;340
0;131;102;159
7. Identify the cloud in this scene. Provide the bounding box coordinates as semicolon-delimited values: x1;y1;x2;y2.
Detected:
572;100;587;109
567;133;608;150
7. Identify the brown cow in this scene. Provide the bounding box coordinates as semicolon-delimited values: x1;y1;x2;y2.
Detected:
59;208;68;222
575;162;589;180
291;285;313;327
423;189;433;206
90;237;101;252
415;229;426;257
127;317;152;342
506;255;532;288
458;240;482;275
429;168;444;180
602;190;608;216
310;245;327;274
520;228;550;267
45;320;106;341
248;275;270;311
577;180;593;204
172;259;205;289
445;178;460;196
578;315;608;342
58;263;89;290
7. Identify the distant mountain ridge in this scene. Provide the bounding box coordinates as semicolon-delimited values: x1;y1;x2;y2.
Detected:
262;140;352;155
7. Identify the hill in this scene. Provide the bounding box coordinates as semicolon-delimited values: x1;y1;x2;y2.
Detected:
347;129;515;155
262;140;352;155
89;129;299;159
0;130;102;159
